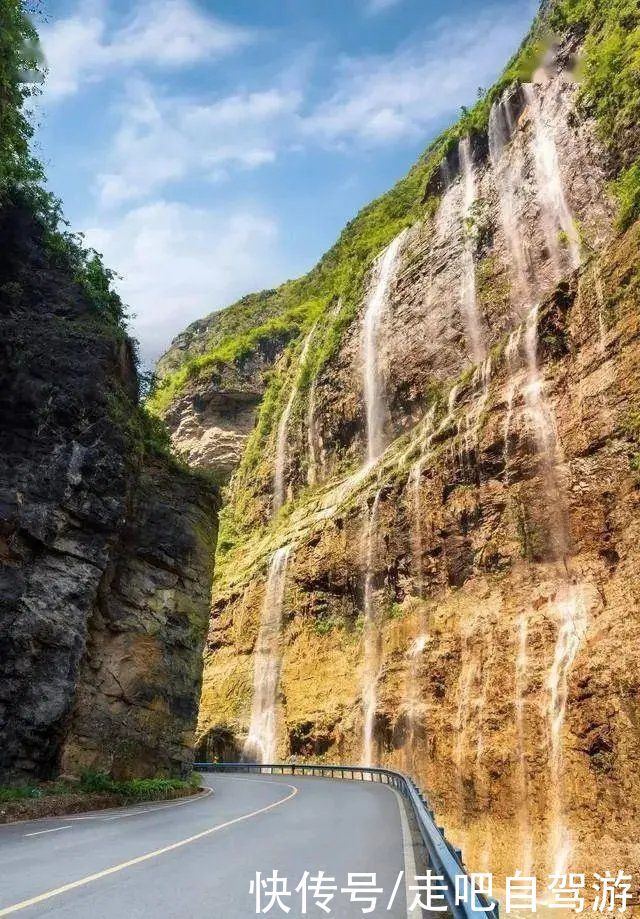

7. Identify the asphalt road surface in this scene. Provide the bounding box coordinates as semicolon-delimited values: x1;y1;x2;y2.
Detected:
0;774;423;918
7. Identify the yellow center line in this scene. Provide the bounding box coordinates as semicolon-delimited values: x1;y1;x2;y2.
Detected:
0;781;298;916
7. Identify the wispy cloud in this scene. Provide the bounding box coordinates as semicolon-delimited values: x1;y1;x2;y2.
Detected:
303;5;536;144
95;2;532;208
84;201;287;365
96;81;302;207
41;0;254;100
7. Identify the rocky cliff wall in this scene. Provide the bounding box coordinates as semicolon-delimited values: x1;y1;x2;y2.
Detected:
0;206;218;781
162;13;640;884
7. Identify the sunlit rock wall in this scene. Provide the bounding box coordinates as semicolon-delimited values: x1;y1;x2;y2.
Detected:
166;45;639;880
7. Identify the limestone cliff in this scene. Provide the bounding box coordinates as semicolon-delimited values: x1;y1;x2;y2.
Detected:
0;206;218;781
159;0;640;882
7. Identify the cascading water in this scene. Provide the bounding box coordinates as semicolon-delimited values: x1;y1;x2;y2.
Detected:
306;378;320;486
361;487;384;767
273;328;315;515
523;306;568;561
455;626;480;809
408;405;437;596
464;356;492;465
503;326;524;483
244;545;293;763
523;82;582;275
362;230;409;464
403;633;428;773
489;91;535;310
459;137;486;364
514;609;533;874
489;82;588;873
547;584;589;876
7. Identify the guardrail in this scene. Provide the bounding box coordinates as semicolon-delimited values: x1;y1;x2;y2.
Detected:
194;761;498;918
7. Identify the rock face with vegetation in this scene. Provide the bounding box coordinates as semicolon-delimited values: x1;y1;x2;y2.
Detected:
0;4;219;782
157;0;639;880
0;206;218;781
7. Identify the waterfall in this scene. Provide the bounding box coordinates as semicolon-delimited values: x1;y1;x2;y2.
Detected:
403;633;428;772
455;626;480;809
523;306;568;561
459;137;486;364
489;93;535;310
244;545;293;764
362;230;409;464
306;378;320;486
273;328;315;515
503;325;524;483
515;610;533;874
523;83;581;274
547;584;589;875
465;356;492;464
488;81;587;877
409;461;424;599
408;405;437;595
361;487;384;767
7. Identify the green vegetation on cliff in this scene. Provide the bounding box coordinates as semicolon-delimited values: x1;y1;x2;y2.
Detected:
152;0;640;553
1;0;129;337
0;0;42;196
151;0;639;422
550;0;640;225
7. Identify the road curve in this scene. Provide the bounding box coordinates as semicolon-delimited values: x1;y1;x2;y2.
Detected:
0;774;422;918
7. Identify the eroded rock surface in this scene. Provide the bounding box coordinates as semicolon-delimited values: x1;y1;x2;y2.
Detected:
0;207;218;781
162;42;640;881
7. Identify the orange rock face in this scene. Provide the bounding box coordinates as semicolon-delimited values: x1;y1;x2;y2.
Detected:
165;50;640;884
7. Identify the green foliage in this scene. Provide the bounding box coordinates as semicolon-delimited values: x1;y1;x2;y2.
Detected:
106;388;175;464
613;161;640;230
78;771;191;799
1;3;128;337
43;216;129;332
0;0;44;198
0;772;195;804
148;304;314;415
550;0;640;222
0;784;42;802
152;10;549;418
312;614;344;636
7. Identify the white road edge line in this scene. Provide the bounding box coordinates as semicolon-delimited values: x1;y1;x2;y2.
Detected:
23;826;72;838
0;782;298;916
102;787;213;820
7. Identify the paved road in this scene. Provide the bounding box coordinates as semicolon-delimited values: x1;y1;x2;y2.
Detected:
0;774;422;918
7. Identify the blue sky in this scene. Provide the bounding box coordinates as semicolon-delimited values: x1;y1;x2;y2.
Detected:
35;0;538;366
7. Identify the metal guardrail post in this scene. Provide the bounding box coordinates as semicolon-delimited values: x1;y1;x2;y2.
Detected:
193;762;498;918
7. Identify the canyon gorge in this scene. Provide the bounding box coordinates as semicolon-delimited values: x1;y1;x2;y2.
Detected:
0;0;638;898
153;0;640;884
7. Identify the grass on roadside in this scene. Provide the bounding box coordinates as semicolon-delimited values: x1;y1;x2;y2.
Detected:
0;771;202;804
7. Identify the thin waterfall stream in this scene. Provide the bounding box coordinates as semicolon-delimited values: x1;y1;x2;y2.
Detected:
361;487;384;767
459;137;486;364
273;328;316;515
362;230;408;464
244;545;293;763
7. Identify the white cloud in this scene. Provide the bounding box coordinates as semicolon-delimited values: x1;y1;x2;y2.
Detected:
364;0;405;15
96;81;302;207
303;5;537;145
83;201;288;367
41;0;253;100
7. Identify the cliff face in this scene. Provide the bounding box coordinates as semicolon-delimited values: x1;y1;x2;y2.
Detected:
161;7;640;883
162;339;286;482
0;206;218;781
